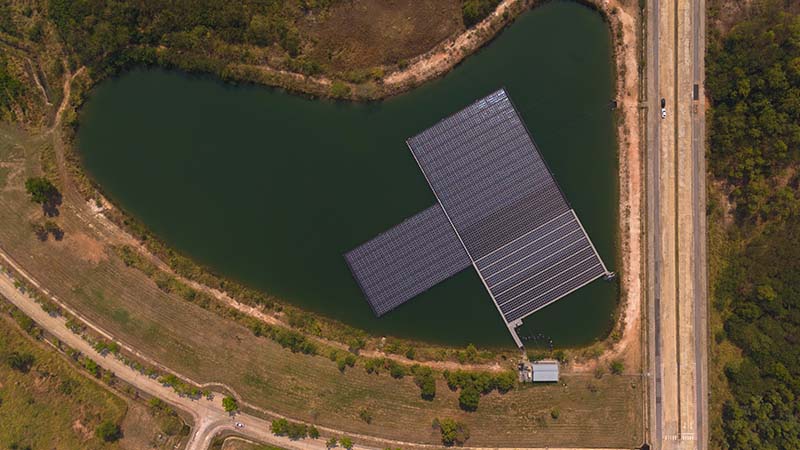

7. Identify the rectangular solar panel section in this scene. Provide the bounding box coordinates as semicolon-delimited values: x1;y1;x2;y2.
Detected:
407;89;570;259
344;204;471;316
406;89;609;336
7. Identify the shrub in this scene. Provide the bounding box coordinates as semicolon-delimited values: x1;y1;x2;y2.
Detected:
222;396;238;412
434;418;470;446
326;437;338;448
495;371;517;393
330;81;351;98
24;177;58;204
95;420;121;442
462;0;501;28
308;425;320;439
358;408;372;424
410;364;436;400
6;351;35;372
610;359;625;375
458;385;480;412
339;437;353;449
550;407;561;419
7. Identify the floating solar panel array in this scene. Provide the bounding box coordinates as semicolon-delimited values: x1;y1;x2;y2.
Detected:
345;88;609;347
344;204;470;316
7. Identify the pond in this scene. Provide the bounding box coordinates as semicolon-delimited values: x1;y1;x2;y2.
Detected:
77;1;618;348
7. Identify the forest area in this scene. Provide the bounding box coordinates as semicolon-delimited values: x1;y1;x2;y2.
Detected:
706;0;800;448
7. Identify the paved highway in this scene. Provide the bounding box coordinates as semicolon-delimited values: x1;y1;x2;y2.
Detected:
646;0;708;447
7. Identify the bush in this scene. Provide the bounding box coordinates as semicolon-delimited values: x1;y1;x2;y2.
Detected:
434;418;470;446
272;418;308;439
326;437;338;448
610;359;624;375
458;385;480;412
462;0;501;28
339;437;353;449
222;396;238;412
550;407;561;419
95;420;121;442
24;177;59;204
358;408;372;424
6;351;35;373
410;364;436;400
494;371;517;393
330;81;351;98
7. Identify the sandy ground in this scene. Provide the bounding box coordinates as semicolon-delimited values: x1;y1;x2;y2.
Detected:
571;0;644;374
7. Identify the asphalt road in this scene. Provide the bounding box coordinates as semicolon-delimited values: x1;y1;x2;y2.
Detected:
646;0;708;447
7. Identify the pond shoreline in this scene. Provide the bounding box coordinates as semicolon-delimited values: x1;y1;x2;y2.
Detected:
55;0;642;370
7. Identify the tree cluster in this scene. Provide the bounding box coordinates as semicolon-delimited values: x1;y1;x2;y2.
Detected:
270;418;318;440
45;0;336;79
443;369;517;411
707;0;800;222
707;2;800;448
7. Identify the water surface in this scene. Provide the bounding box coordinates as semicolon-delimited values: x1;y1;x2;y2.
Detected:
78;1;618;348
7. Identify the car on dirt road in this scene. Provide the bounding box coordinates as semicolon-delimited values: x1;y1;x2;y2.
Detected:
661;98;667;119
235;422;244;429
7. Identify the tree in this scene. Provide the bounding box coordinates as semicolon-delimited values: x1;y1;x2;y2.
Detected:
24;177;58;204
458;384;480;411
43;220;64;240
308;425;320;439
339;437;353;449
435;418;470;446
411;364;436;400
494;371;517;393
6;351;35;372
610;359;624;375
326;437;338;448
271;418;289;435
24;177;61;215
95;419;121;442
222;396;238;412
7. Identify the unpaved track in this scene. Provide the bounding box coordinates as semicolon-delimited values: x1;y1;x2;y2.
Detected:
3;257;594;450
646;0;707;446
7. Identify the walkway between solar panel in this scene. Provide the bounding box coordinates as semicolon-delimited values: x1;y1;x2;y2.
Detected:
345;89;611;348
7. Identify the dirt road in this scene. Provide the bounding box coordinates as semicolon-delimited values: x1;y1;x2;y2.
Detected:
645;0;708;447
4;257;604;450
0;261;370;450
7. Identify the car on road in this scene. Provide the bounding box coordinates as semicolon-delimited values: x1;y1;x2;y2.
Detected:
234;422;244;429
661;98;667;119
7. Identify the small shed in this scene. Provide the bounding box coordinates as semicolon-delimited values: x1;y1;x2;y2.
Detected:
531;360;559;382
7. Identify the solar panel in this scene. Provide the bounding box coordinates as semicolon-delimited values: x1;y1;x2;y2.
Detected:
345;89;610;346
344;204;471;316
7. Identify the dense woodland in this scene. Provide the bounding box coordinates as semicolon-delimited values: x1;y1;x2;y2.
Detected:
707;0;800;448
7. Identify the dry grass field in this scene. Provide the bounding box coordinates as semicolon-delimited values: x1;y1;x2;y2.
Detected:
0;122;643;447
299;0;462;72
0;315;126;450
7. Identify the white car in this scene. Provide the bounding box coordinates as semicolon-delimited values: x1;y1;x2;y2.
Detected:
661;98;667;119
234;422;244;429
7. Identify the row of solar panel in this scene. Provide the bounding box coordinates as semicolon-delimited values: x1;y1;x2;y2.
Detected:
343;204;470;316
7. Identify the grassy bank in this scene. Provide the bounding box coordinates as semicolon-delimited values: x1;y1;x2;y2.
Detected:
0;123;643;447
